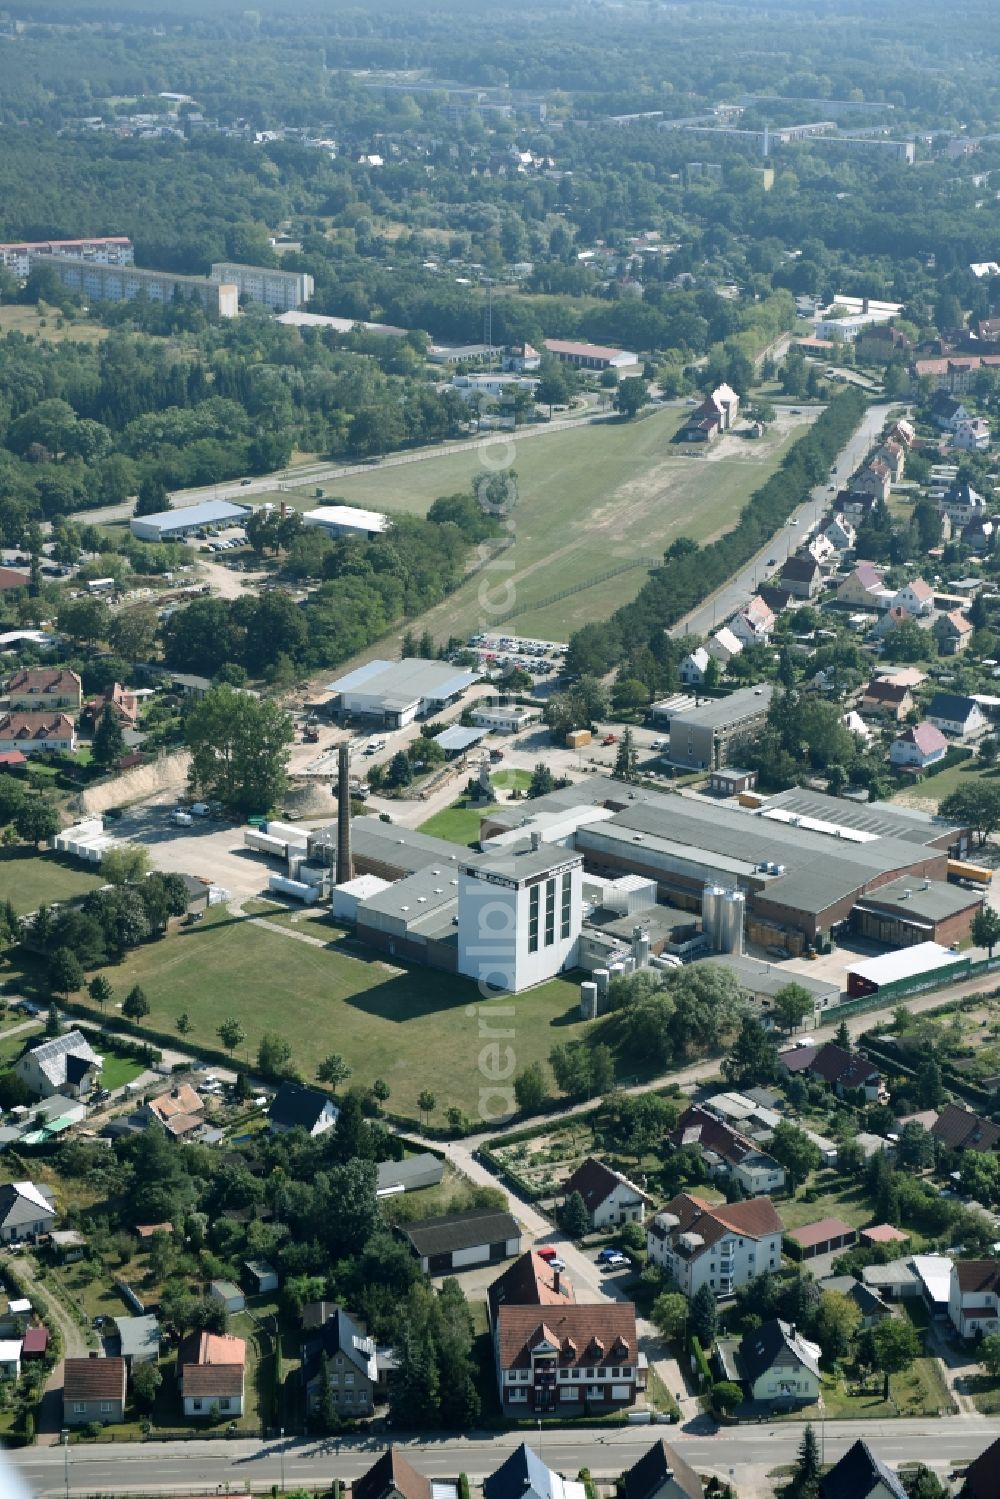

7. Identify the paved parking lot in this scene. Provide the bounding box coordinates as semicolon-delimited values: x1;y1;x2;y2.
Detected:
112;795;297;902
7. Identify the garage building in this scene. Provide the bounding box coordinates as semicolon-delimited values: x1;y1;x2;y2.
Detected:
845;942;968;1000
326;658;480;728
402;1208;522;1274
130;498;249;542
851;875;983;947
786;1217;858;1260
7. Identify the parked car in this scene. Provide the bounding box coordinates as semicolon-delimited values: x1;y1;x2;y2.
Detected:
598;1249;628;1269
536;1246;559;1262
602;733;618;745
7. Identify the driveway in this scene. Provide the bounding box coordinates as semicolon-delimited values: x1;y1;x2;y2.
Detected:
926;1320;982;1415
4;1251;89;1443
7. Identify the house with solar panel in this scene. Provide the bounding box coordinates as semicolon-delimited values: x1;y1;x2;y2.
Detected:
15;1030;102;1100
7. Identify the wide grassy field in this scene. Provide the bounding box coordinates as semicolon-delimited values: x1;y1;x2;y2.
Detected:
0;850;105;915
893;759;999;811
0;304;107;344
77;905;592;1121
276;407;816;642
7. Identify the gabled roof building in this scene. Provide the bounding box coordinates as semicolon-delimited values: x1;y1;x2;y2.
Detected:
646;1193;783;1299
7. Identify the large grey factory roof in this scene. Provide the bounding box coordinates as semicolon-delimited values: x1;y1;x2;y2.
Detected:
854;875;981;925
309;816;461;874
764;788;960;848
326;657;480;706
484;775;657;833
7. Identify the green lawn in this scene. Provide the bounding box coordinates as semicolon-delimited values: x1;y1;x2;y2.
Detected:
0;850;105;915
284;407;817;643
0;1024;40;1069
970;1373;1000;1414
77;906;593;1121
418;800;492;846
781;1359;954;1421
419;772;534;846
894;759;1000;810
778;1173;880;1235
100;1053;146;1091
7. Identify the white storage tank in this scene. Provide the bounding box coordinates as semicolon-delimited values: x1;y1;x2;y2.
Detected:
720;890;746;955
579;982;598;1020
593;967;610;1000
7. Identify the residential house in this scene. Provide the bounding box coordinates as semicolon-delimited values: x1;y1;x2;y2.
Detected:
856;324;913;363
677;384;740;443
729;596;775;646
940;480;986;528
853;459;892;504
948;1260;1000;1339
925;692;985;739
268;1080;339;1137
874;440;906;482
141;1082;204;1139
302;1305;378;1417
402;1208;522;1275
963;516;996;553
488;1251;576;1327
930;1102;1000;1154
834;490;876;525
778;1042;886;1102
842;710;874;745
21;1326;49;1360
933;609;974;655
561;1157;650;1230
892;578;934;618
177;1330;246;1418
736;1318;821;1405
354;1449;446;1499
872;605;911;644
837;563;890;610
63;1356;127;1427
929;392;971;430
780;554;822;600
621;1438;703;1499
485;1446;586;1499
15;1030;102;1100
807;532;836;569
243;1259;279;1295
0;1340;21;1378
494;1303;642;1413
0;569;29;594
962;1434;1000;1499
817;1438;907;1499
862;1258;921;1301
115;1314;160;1368
862;677;912;721
678;647;711;687
0;712;76;755
706;627;743;666
953;417;991;452
81;682;139;731
0;1181;56;1244
816;1277;892;1329
646;1193;783;1299
888;418;916;447
889;723;948;771
503;343;542;373
823;514;857;553
6;667;82;711
666;1106;786;1196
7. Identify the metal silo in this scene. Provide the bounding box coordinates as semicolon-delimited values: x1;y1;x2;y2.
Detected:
720;890;746;955
702;884;724;950
632;926;651;970
579;982;598;1020
593;968;610;1002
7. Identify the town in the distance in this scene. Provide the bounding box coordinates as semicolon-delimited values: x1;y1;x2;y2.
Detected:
2;2;1000;1497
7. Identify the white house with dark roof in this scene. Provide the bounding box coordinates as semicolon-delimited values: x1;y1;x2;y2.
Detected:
268;1081;339;1137
926;692;985;739
15;1030;101;1100
561;1157;650;1230
823;514;856;553
948;1260;1000;1339
736;1318;821;1404
0;1181;56;1243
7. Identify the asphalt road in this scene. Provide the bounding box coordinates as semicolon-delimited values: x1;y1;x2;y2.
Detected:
673;401;896;638
12;1415;995;1498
